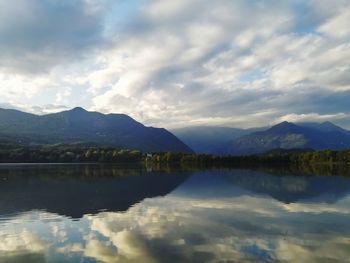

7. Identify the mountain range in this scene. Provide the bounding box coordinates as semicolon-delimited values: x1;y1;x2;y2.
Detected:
172;121;350;155
0;107;192;153
220;121;350;155
1;106;350;155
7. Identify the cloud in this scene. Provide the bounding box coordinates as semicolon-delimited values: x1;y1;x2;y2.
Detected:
0;102;69;115
0;0;111;74
76;191;350;263
0;0;112;109
0;230;46;253
2;175;350;262
88;0;350;128
318;7;350;39
0;0;350;128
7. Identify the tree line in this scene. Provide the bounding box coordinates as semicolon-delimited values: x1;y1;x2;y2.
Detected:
0;143;350;168
146;149;350;168
0;144;142;163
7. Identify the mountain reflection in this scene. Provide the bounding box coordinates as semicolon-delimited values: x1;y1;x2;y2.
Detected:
1;166;350;262
176;169;350;204
0;164;190;218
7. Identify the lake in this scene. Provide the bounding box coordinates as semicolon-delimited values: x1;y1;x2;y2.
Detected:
1;164;350;262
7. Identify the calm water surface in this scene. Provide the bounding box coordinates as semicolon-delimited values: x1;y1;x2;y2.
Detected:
1;164;350;262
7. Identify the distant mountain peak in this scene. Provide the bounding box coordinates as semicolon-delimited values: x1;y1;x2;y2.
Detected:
61;107;94;119
70;107;88;112
320;121;338;128
268;121;299;133
274;121;294;126
219;120;350;156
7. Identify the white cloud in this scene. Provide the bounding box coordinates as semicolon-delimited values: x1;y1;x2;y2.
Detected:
87;0;350;128
76;191;350;263
318;7;350;39
0;0;350;128
2;175;350;262
0;230;46;253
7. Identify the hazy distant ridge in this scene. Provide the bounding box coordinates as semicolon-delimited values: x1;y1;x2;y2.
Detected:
172;122;350;155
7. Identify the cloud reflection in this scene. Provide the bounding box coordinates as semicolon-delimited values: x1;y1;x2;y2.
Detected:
1;171;350;262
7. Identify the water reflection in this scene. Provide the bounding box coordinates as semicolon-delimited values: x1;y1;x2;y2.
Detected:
0;164;189;218
1;165;350;262
178;169;350;203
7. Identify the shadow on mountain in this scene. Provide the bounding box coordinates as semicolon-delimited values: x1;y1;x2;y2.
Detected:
0;164;190;219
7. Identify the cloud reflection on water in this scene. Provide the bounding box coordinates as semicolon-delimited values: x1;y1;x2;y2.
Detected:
1;169;350;262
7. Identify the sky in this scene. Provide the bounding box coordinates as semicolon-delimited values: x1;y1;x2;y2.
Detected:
0;0;349;129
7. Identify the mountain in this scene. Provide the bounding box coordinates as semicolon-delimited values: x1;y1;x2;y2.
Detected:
220;121;350;155
171;126;265;154
298;121;350;134
0;107;193;153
